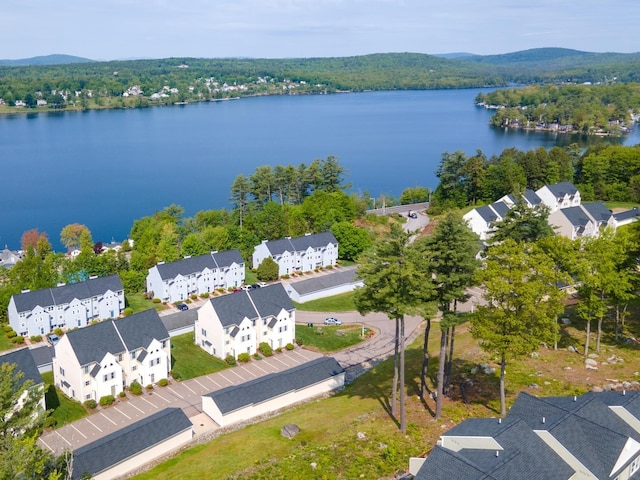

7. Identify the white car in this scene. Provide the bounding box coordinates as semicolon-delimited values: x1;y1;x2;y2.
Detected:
324;317;342;326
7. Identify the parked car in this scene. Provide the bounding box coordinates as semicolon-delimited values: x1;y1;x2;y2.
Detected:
251;283;261;289
176;303;189;311
258;282;267;288
46;333;60;346
408;211;418;219
324;317;342;326
242;285;252;291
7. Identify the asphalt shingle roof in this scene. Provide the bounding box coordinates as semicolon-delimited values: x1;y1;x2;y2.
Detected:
613;207;640;223
203;357;343;414
288;267;360;296
544;181;579;199
115;309;169;351
582;201;613;224
559;205;592;228
29;345;54;369
12;275;122;313
476;205;499;223
523;189;542;206
154;250;244;280
249;283;294;318
0;347;43;387
263;232;337;256
72;408;191;479
490;201;510;219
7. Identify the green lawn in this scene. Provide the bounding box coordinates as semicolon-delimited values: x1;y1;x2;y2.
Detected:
244;267;258;285
41;372;88;427
126;292;168;313
295;323;365;352
170;333;228;380
0;332;18;353
293;291;356;312
604;201;639;210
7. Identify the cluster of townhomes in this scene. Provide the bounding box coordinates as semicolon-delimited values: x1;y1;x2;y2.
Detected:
409;390;640;480
463;181;637;241
8;275;125;337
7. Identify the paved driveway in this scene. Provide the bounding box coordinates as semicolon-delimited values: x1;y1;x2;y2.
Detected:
38;347;322;455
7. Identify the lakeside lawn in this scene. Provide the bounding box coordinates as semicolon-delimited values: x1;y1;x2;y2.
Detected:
42;372;88;427
170;333;228;381
293;291;356;312
295;323;365;352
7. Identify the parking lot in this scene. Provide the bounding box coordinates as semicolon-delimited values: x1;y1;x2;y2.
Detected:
38;347;322;455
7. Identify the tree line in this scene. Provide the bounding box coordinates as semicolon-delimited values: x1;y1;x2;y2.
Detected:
430;143;640;210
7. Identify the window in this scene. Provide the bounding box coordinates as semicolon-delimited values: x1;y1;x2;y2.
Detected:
85;381;89;386
162;340;167;348
631;457;640;475
131;351;136;359
118;353;123;361
59;367;65;376
110;372;115;379
225;340;230;345
103;374;108;382
201;328;207;336
83;365;89;374
150;359;154;367
86;394;91;400
132;365;137;371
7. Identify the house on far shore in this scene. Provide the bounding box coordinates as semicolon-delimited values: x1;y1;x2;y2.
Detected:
252;232;338;277
8;274;125;337
146;250;245;303
0;347;46;411
195;283;295;360
0;246;22;268
53;309;170;403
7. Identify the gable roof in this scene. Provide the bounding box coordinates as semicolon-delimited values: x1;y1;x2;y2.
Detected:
490;201;510;219
613;207;640;223
153;249;244;280
72;408;191;479
207;283;293;328
262;232;338;256
60;310;168;366
12;274;123;313
558;205;593;228
582;201;613;225
115;309;169;351
475;205;499;223
543;181;579;199
523;189;542;206
203;357;343;414
0;347;43;387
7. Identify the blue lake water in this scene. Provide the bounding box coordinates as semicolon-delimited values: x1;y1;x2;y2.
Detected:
1;89;639;251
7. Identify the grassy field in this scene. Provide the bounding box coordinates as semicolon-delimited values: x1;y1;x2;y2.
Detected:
126;292;168;313
41;372;88;427
170;333;228;380
295;323;365;352
293;291;356;312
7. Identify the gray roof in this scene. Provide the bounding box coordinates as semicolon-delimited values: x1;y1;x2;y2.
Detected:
29;345;54;369
507;392;640;480
207;283;293;328
613;207;640;223
204;357;343;414
60;310;168;366
262;232;337;256
490;201;510;218
475;205;499;223
0;347;43;387
544;181;579;199
114;309;169;351
560;205;592;228
289;266;360;296
72;408;191;479
523;189;542;206
582;201;613;225
12;274;123;313
153;250;244;280
161;309;198;333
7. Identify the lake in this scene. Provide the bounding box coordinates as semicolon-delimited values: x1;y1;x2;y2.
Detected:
1;89;639;251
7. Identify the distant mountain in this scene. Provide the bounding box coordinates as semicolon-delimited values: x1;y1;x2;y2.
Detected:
433;52;477;59
0;54;94;66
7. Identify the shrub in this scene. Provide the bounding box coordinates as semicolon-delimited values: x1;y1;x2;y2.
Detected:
43;416;57;428
54;327;64;337
152;298;161;303
286;343;295;351
3;325;12;333
146;384;153;390
296;338;304;346
225;355;236;366
30;335;42;343
237;352;251;363
190;294;198;300
171;370;182;381
99;395;115;407
13;336;25;344
276;347;283;353
119;391;126;398
253;352;262;360
259;342;273;357
122;307;133;316
256;257;279;281
84;399;97;410
200;292;210;298
129;382;143;395
157;378;169;387
282;274;290;279
6;330;17;338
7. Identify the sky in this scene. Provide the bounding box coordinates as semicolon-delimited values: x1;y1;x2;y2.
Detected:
1;0;638;60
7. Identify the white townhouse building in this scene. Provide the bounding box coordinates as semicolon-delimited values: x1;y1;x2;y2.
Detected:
535;181;581;213
252;232;338;277
195;283;295;360
146;250;245;303
0;347;46;411
8;275;124;337
52;309;170;402
548;201;616;241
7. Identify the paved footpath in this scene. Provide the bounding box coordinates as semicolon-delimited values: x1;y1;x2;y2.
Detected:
39;311;425;456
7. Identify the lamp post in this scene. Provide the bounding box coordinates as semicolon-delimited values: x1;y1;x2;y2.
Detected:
370;197;376;210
